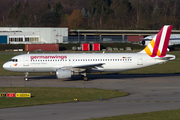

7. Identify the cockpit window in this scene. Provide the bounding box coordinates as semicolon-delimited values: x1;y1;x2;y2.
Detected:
10;59;18;62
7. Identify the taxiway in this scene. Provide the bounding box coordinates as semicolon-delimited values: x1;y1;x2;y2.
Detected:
0;74;180;120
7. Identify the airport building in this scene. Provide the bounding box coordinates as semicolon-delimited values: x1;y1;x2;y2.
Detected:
1;27;180;44
0;27;68;44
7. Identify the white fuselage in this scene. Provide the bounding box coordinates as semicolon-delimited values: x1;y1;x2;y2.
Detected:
3;53;175;73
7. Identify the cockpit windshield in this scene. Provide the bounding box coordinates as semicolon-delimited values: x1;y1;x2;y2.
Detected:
10;59;18;62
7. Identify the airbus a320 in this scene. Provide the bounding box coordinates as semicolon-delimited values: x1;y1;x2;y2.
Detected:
3;25;175;81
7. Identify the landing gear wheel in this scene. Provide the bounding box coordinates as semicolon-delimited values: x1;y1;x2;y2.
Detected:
24;72;29;81
24;77;28;81
83;76;88;81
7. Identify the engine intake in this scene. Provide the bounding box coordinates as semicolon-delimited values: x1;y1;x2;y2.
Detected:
56;69;72;79
141;40;145;46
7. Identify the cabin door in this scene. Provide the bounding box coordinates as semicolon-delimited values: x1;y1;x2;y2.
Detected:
137;55;143;65
23;56;29;66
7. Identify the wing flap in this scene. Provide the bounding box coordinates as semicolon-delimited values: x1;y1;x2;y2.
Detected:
60;63;105;73
72;63;105;69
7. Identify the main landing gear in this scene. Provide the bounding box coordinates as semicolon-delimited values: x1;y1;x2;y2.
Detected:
24;72;29;81
81;73;88;81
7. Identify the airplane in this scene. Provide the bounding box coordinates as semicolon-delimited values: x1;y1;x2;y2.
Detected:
3;25;176;81
140;34;180;50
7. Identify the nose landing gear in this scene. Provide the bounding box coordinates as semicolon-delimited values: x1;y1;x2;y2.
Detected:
24;72;29;81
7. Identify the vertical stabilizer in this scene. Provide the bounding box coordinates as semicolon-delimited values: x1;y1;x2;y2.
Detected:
141;25;172;57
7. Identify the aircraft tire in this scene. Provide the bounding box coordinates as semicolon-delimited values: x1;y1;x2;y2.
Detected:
83;76;88;81
24;77;28;81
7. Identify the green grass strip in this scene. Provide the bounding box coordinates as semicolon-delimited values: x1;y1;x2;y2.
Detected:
0;87;128;108
88;109;180;120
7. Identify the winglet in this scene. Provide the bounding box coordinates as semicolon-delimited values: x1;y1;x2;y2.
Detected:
141;25;172;57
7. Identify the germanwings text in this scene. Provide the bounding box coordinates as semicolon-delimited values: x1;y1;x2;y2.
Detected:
30;55;67;60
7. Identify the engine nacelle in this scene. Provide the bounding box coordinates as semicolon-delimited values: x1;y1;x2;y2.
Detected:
56;69;72;79
141;40;146;46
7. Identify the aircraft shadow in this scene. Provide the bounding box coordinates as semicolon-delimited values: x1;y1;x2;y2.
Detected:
28;73;180;81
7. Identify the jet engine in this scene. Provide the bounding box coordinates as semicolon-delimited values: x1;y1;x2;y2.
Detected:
56;69;72;79
141;40;145;46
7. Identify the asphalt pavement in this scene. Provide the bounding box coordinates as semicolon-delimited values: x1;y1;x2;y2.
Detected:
0;74;180;120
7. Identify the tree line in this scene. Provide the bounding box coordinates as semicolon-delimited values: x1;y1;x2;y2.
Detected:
0;0;180;30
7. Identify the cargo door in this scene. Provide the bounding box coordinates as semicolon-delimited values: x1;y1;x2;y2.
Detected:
137;55;143;65
23;56;29;66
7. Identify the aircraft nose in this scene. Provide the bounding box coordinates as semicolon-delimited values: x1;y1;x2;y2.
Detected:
3;62;8;70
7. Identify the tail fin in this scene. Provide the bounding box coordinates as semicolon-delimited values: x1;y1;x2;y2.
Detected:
142;25;172;57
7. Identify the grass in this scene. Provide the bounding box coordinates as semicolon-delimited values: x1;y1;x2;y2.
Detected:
0;87;128;108
88;109;180;120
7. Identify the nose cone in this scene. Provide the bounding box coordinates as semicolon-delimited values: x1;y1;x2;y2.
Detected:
3;62;8;70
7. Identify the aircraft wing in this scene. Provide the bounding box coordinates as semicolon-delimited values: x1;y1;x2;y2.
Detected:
72;63;105;69
60;63;105;73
